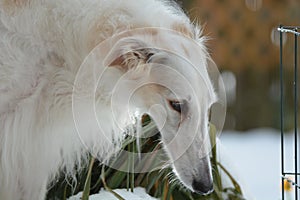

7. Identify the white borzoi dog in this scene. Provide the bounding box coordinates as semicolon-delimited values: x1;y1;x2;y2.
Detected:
0;0;218;199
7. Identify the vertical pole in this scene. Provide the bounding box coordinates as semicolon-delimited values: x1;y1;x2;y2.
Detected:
279;25;285;200
294;27;298;199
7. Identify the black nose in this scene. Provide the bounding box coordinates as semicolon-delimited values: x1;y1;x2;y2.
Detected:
192;179;214;195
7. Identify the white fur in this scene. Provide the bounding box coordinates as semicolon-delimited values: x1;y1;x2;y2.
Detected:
0;0;216;199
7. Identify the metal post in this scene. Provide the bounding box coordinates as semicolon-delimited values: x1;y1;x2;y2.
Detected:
279;24;285;200
294;27;298;199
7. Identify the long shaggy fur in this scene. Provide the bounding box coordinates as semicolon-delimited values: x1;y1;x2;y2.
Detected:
0;0;215;199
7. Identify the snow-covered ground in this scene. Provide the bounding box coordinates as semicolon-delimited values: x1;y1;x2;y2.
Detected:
220;128;298;200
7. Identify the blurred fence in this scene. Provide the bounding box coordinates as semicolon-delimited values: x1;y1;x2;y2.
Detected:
182;0;300;131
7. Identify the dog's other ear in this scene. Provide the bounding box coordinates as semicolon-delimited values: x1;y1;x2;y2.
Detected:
107;38;155;71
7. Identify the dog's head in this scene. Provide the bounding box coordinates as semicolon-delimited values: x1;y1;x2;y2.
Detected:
106;31;217;195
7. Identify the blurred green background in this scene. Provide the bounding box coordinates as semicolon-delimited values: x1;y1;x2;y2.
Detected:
180;0;300;131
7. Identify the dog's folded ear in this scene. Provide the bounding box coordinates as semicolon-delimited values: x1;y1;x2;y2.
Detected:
106;38;155;71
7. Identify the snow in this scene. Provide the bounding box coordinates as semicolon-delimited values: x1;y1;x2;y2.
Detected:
68;187;158;200
220;128;298;200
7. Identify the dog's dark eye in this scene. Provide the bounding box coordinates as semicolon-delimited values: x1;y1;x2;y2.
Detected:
169;100;182;113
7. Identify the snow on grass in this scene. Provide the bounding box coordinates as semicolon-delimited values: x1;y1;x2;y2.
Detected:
68;187;158;200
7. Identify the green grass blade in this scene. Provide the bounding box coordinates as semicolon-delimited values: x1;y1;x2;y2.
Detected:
82;157;95;200
101;166;126;200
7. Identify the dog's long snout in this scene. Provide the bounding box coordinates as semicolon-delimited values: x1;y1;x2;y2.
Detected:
192;156;214;195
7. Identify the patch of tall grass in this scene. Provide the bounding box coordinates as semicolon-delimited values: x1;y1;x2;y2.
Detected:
47;118;244;200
